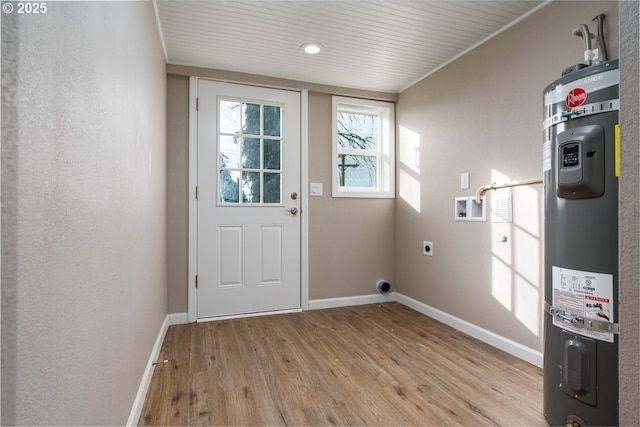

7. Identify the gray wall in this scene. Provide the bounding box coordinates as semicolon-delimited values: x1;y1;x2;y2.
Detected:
395;1;619;353
167;75;190;313
1;2;167;425
165;66;397;312
619;1;640;425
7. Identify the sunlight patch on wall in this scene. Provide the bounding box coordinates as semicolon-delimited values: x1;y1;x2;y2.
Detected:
399;126;420;174
490;169;543;338
398;126;421;213
514;275;540;335
491;170;512;190
492;220;512;266
513;227;539;285
513;185;540;237
492;256;512;311
399;169;421;213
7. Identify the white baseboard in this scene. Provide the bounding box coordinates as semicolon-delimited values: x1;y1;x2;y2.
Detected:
126;314;171;426
308;292;396;310
395;293;543;368
168;312;188;325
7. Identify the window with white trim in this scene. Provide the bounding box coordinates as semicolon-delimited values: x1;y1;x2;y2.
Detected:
332;96;395;198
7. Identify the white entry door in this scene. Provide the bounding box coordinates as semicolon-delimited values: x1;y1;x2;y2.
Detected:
196;80;301;318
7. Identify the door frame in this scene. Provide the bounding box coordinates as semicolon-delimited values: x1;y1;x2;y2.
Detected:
187;76;309;322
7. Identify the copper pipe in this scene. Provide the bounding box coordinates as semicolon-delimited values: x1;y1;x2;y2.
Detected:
475;178;543;204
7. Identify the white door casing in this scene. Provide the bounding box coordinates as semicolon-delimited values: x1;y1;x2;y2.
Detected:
191;79;303;319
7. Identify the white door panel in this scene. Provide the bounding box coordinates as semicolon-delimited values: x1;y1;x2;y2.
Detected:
196;80;301;318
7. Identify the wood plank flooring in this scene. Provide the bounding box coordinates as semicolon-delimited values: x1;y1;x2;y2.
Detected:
138;303;546;426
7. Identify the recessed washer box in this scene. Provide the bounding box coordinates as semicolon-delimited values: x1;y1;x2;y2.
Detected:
455;196;486;221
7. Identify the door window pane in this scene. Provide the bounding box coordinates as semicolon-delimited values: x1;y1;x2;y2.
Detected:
220;135;240;168
220;170;240;203
242;103;261;135
219;101;241;134
264;105;281;137
264;173;281;203
264;139;281;170
242;172;260;203
242;138;260;169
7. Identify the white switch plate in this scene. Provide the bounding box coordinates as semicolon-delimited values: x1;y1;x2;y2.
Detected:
310;182;323;196
461;173;470;189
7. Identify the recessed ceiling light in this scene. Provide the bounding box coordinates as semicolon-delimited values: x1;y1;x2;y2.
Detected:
301;43;322;55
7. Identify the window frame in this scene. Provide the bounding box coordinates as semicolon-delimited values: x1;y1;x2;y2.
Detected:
332;96;395;198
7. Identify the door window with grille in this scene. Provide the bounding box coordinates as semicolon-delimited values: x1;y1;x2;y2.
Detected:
218;99;283;204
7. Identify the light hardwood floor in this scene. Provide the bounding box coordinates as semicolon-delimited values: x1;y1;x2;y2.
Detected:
139;303;546;426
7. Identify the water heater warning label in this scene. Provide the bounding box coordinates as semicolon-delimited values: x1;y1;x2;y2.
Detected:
552;266;614;342
542;140;551;172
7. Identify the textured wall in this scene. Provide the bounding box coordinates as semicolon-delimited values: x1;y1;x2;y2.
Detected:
3;2;167;425
395;1;619;352
1;9;19;426
165;70;396;312
619;1;640;424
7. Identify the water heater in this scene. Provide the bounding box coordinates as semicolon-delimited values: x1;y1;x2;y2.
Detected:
542;48;619;426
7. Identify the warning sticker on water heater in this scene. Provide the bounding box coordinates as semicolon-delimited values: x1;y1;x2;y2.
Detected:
552;266;614;342
542;140;551;172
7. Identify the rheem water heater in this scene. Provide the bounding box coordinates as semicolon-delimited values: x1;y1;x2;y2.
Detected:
542;16;619;426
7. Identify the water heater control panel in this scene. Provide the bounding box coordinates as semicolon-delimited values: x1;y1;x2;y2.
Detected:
562;144;580;168
556;125;604;199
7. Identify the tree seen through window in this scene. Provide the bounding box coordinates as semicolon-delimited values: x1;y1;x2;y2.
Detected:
337;111;379;188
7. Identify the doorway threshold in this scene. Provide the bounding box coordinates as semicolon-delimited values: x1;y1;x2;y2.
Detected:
196;307;302;323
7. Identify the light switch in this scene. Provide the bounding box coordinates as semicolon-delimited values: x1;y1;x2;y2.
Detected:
461;173;470;189
310;182;323;196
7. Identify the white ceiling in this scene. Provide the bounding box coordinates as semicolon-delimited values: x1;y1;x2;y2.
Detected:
155;0;546;93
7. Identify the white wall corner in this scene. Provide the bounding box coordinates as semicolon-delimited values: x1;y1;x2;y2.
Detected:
126;314;171;426
395;293;543;368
